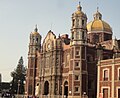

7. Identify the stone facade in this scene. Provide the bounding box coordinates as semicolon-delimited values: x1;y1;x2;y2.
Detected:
25;3;120;98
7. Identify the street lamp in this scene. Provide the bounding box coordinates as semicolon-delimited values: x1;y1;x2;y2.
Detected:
83;92;86;98
17;80;20;98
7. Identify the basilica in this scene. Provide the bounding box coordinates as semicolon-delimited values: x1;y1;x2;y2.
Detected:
25;3;120;98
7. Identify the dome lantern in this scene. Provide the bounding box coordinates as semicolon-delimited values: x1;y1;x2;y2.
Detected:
93;7;102;20
31;25;40;36
77;2;82;11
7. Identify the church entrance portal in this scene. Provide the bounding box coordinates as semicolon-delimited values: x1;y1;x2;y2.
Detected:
64;81;68;98
44;81;49;95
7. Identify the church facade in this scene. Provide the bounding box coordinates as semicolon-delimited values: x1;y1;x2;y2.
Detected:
25;3;120;98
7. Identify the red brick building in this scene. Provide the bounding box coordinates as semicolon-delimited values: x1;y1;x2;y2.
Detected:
25;3;119;98
97;56;120;98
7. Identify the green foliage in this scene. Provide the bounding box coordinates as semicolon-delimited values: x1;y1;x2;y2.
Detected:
10;56;26;94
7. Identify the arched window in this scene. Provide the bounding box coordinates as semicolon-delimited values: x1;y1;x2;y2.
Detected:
72;19;75;27
72;32;74;39
64;81;68;97
36;38;38;43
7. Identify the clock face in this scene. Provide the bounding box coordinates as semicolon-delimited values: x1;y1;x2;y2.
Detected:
47;43;51;49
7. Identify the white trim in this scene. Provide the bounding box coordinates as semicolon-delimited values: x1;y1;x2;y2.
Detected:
101;86;110;98
111;62;114;98
100;64;112;67
116;87;120;98
117;67;120;80
87;31;112;34
97;65;100;98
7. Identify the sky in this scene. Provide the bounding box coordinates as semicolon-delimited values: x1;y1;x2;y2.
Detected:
0;0;120;82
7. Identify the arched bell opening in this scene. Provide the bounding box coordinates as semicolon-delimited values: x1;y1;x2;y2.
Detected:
44;81;49;95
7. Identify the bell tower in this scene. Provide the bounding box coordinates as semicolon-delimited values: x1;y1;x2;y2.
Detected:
25;25;42;97
71;2;87;45
69;3;88;98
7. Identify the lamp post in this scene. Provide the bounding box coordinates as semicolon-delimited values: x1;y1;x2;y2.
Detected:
17;80;20;98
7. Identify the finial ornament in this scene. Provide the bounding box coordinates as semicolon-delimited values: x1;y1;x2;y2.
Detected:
97;7;99;12
34;24;38;32
35;24;37;28
77;1;82;11
79;1;80;6
58;34;60;38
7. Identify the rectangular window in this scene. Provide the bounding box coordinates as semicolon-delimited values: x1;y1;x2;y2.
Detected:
73;19;75;27
104;70;108;81
82;31;84;39
75;75;79;80
75;62;79;67
82;20;84;26
76;50;80;56
75;87;79;92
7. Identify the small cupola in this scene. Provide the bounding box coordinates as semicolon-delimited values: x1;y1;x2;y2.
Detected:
93;7;102;20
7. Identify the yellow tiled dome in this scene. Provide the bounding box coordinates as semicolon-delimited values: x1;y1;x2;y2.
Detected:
87;9;112;33
87;20;112;32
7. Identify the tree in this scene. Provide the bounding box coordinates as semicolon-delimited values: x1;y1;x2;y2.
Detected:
11;56;26;94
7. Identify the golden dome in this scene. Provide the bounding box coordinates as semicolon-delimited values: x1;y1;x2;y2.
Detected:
87;10;112;33
32;31;40;36
87;20;112;32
